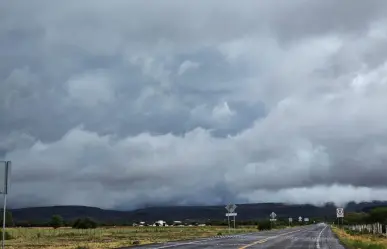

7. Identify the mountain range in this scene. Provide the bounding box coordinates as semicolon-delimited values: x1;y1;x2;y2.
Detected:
9;201;387;224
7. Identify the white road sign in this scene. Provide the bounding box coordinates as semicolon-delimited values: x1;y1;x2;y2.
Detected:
0;161;10;194
226;213;237;217
304;218;309;222
225;204;237;213
270;219;277;221
289;217;293;222
270;212;277;219
298;216;302;222
336;208;344;218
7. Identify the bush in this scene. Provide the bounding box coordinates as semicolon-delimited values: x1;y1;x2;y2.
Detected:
0;230;14;240
257;220;272;231
345;229;362;236
72;217;98;229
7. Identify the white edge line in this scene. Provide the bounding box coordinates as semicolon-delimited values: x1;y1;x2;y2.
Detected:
316;225;328;249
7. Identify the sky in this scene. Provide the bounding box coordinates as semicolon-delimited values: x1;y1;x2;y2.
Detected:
2;0;387;210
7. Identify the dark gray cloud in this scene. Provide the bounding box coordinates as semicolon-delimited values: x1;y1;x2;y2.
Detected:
2;0;387;209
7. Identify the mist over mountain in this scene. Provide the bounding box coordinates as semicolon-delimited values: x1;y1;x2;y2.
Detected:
10;201;387;224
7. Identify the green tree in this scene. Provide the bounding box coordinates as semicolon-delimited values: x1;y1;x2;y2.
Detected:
72;217;98;229
0;210;14;227
343;212;369;225
50;215;64;229
367;207;387;223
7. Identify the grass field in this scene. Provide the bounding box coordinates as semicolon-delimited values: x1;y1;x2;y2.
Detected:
1;226;257;249
333;226;387;249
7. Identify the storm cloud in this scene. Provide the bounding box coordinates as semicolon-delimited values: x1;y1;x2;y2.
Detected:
2;0;387;209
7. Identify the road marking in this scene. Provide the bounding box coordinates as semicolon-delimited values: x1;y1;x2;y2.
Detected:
238;229;304;249
151;233;251;249
151;237;222;248
316;225;328;249
152;241;209;248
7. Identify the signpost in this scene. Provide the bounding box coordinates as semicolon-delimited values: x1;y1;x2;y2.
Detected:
336;208;344;226
288;217;293;226
225;204;237;231
270;212;277;229
298;216;303;222
304;217;309;222
0;161;11;249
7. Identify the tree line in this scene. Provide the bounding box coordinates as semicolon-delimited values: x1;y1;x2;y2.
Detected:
0;211;100;229
3;207;387;229
341;207;387;225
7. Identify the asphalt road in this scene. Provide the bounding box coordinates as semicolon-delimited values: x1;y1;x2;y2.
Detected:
122;224;346;249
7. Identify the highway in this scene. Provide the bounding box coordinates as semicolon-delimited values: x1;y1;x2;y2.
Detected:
122;224;346;249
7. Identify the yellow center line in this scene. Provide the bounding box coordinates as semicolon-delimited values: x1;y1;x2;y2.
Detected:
238;228;304;249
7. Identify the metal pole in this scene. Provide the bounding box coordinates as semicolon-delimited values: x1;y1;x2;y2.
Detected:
227;215;230;233
2;193;6;249
233;215;235;229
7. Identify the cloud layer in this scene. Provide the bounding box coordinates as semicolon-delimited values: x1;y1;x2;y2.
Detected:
2;0;387;209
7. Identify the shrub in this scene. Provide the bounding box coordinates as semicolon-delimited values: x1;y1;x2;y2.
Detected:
257;220;272;230
72;217;98;229
0;230;14;240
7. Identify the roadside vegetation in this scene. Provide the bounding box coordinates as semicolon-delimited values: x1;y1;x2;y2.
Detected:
333;226;386;249
0;210;316;248
1;226;258;249
332;207;387;249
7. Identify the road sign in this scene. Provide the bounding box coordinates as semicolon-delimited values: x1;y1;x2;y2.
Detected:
304;218;309;222
225;204;237;232
225;204;237;213
0;161;11;249
270;212;277;219
0;161;10;195
298;216;302;222
289;217;293;222
336;208;344;218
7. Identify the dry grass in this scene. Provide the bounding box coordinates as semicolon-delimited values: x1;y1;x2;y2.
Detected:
1;226;257;249
332;226;387;249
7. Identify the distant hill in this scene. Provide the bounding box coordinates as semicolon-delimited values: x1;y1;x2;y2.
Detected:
9;201;387;224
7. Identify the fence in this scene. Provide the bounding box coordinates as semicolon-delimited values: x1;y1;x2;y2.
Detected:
344;223;387;235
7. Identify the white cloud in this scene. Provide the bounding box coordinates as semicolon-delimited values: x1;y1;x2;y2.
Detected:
212;102;235;122
241;185;387;207
67;71;114;107
3;0;387;209
178;60;200;75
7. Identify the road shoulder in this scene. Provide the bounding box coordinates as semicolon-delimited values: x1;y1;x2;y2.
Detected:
331;226;385;249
